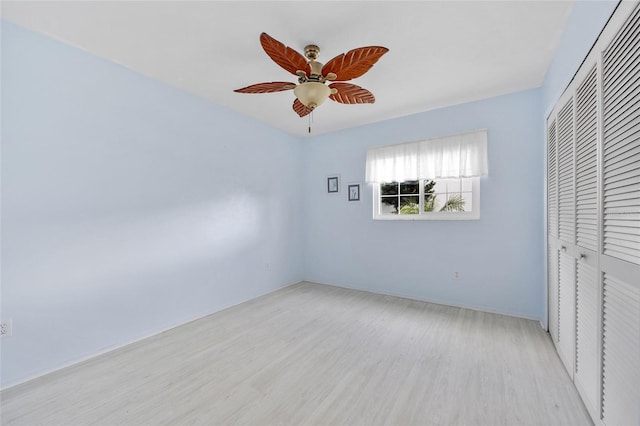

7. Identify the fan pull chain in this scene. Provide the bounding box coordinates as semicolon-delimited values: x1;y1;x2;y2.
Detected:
308;110;314;134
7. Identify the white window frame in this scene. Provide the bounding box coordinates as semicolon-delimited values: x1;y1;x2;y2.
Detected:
372;177;481;220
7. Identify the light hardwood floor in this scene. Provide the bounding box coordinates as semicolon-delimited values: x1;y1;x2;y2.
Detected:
1;282;591;425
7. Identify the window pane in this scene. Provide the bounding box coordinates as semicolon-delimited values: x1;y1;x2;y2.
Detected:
461;192;472;211
380;197;398;214
443;178;461;193
461;178;473;192
431;180;446;212
432;195;445;212
381;182;398;195
424;179;437;212
399;196;419;214
440;194;466;212
431;180;445;194
424;195;435;212
424;180;436;196
399;181;419;194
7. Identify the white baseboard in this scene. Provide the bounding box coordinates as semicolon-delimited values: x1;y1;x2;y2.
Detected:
303;280;543;323
3;279;542;390
0;280;300;391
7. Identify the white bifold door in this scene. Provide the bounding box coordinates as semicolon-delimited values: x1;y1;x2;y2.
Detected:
546;2;640;425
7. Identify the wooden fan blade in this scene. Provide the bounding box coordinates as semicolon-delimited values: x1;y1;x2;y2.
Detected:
293;99;313;117
329;83;375;104
234;82;296;94
260;33;311;76
322;46;388;81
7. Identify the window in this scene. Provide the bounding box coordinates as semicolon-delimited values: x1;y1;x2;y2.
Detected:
365;129;487;220
373;177;480;220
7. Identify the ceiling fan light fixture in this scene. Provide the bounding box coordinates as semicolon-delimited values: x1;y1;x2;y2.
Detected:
234;33;388;122
294;82;331;109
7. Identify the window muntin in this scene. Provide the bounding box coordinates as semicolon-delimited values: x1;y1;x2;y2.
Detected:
374;177;480;220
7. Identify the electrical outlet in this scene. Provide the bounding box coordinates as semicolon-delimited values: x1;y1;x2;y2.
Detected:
454;271;461;280
0;318;12;337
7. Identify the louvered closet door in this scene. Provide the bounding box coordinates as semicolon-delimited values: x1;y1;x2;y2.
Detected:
600;5;640;425
602;274;640;426
602;4;640;266
558;99;575;245
573;65;600;412
575;261;599;412
575;66;599;254
548;120;559;240
546;2;640;425
556;97;576;374
558;252;576;374
548;249;559;343
547;120;559;344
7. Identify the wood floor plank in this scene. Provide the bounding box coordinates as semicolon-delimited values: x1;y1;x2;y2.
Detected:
0;282;591;425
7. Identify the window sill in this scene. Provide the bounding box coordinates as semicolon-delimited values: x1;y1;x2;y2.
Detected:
373;212;480;221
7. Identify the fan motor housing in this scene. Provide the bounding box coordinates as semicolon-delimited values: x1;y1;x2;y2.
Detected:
304;44;320;60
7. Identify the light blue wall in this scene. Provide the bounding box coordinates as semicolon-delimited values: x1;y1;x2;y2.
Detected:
1;21;303;388
302;89;545;320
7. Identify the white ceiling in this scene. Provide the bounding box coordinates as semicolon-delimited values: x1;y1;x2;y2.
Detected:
2;1;575;137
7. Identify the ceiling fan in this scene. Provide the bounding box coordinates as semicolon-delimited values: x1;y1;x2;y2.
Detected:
234;33;389;124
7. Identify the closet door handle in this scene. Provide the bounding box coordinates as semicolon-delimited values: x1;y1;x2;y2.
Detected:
580;253;586;260
561;246;567;252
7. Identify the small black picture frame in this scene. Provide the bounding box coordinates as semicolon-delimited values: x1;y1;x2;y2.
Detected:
348;184;360;201
327;176;339;193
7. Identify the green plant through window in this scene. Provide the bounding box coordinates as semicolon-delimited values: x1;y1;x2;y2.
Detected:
380;179;469;215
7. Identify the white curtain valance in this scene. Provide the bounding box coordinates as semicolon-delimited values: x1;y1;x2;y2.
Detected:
365;129;488;183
